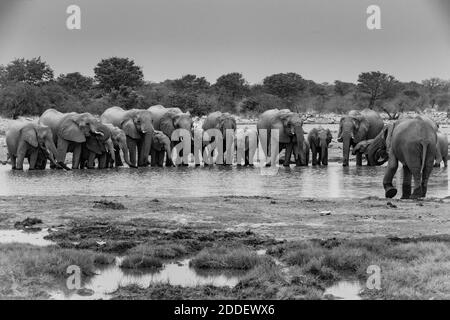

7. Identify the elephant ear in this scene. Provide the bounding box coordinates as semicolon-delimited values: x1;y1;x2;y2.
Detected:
278;111;292;127
160;114;176;138
22;127;38;148
59;119;86;143
326;129;332;144
122;118;140;139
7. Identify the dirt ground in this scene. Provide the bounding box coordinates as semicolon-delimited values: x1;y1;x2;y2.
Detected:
1;195;450;240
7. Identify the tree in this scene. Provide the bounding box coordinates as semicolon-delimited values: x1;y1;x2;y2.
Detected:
214;72;248;99
172;74;210;92
2;57;54;85
357;71;399;109
262;73;306;99
94;57;144;92
422;78;447;108
57;72;94;95
334;80;355;96
0;82;46;118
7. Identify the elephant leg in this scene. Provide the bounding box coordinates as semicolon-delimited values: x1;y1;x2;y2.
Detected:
150;149;157;167
157;151;165;167
383;152;398;198
356;153;363;166
316;148;321;166
444;155;448;168
323;148;328;166
420;165;433;198
434;145;442;167
72;144;82;169
15;142;28;170
127;137;137;167
98;153;107;169
284;143;293;167
311;145;318;165
401;165;412;199
56;139;69;169
87;152;96;169
410;167;423;199
28;150;38;170
10;155;17;170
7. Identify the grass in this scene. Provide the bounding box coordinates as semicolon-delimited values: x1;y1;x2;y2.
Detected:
0;244;114;299
120;254;163;269
268;237;450;299
189;247;268;270
126;243;188;259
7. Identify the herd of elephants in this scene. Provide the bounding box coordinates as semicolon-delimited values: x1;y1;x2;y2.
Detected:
5;106;449;199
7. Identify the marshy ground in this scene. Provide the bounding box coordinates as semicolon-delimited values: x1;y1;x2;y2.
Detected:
0;195;449;299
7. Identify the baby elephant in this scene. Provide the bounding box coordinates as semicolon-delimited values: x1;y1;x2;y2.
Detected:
307;128;332;165
352;139;375;163
434;132;448;167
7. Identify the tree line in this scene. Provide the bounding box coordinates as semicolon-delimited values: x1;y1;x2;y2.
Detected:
0;56;449;119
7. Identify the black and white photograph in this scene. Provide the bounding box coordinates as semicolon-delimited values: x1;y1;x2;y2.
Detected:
0;0;449;310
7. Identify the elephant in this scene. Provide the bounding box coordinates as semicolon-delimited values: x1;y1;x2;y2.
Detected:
39;109;104;169
202;111;237;165
434;132;448;167
371;116;437;199
307;127;332;165
148;105;192;166
100;107;154;167
337;109;384;166
257;109;306;167
150;130;172;167
293;139;310;166
102;124;136;168
352;139;375;163
6;121;61;170
79;122;115;169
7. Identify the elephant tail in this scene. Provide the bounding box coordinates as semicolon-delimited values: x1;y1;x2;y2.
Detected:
420;141;428;180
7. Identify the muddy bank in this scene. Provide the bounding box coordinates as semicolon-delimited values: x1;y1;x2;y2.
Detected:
1;195;449;241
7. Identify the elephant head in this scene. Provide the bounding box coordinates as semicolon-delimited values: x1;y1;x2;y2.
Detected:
352;139;374;156
337;113;370;166
121;110;154;139
160;110;193;141
279;111;305;162
317;128;332;164
152;130;172;152
34;124;59;167
85;122;112;155
215;113;237;137
58;113;104;143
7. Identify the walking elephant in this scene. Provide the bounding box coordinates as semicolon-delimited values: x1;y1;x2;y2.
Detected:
372;116;437;199
338;109;384;166
150;130;172;167
257;109;306;166
202;112;237;165
39;109;104;169
307;127;332;165
100;107;154;167
148;105;192;166
6;121;61;170
434;132;448;167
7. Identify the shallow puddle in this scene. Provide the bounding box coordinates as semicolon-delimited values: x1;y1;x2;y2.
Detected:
324;280;363;300
0;229;54;246
51;258;242;300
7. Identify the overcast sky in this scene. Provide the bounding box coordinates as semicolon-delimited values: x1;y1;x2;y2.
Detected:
0;0;449;84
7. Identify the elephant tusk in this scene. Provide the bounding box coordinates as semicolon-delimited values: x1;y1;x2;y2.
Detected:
142;130;147;134
93;131;104;136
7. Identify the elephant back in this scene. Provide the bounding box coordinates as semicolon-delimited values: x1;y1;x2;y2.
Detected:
256;109;282;130
39;109;64;133
100;106;127;128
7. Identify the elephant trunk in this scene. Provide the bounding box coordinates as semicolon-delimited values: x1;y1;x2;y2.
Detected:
341;132;353;167
320;143;328;165
119;142;135;168
367;134;388;166
138;132;153;167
